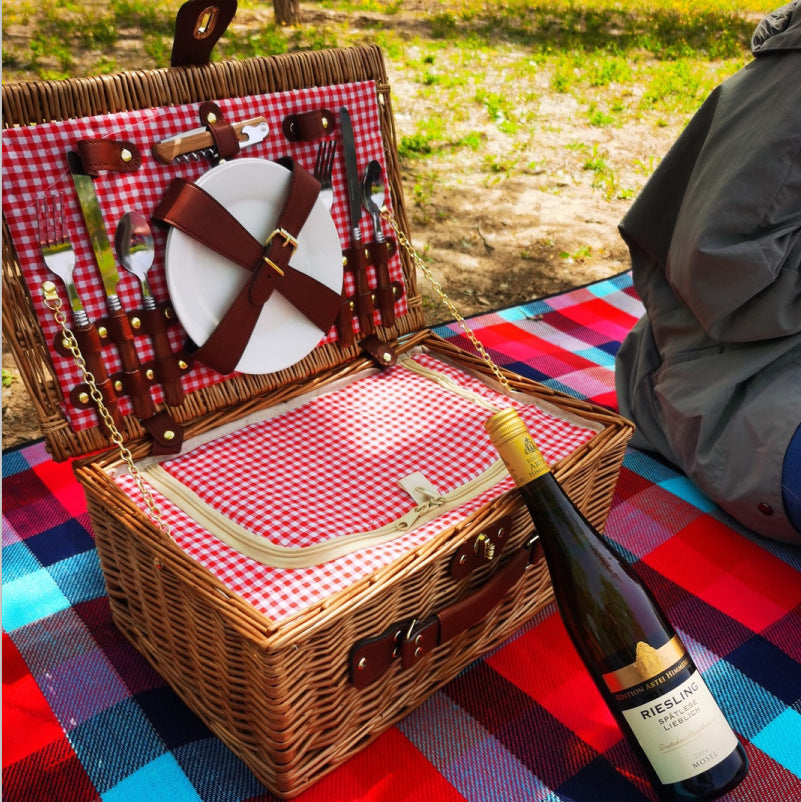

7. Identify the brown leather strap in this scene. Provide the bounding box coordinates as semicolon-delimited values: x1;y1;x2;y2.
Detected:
360;334;396;368
350;541;534;689
281;109;336;142
370;240;395;327
140;306;186;406
70;321;121;429
344;243;375;336
170;0;237;67
153;161;342;375
336;293;355;349
199;101;240;161
105;307;157;419
76;139;141;175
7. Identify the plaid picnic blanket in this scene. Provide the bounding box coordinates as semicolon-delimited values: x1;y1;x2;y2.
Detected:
4;271;801;802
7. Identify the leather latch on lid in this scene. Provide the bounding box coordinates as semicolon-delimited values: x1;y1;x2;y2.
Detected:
349;544;530;689
450;515;513;579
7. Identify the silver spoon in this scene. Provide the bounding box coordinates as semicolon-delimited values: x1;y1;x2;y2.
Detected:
362;161;397;327
115;211;157;309
361;159;386;242
115;211;186;406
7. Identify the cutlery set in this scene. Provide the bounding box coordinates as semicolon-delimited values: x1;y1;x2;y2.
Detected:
337;106;401;347
37;100;399;444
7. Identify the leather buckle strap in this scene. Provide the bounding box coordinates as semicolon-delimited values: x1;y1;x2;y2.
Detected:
262;228;298;277
153;159;342;375
349;538;534;689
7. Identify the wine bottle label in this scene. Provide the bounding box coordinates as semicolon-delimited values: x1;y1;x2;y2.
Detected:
603;637;687;694
603;638;738;784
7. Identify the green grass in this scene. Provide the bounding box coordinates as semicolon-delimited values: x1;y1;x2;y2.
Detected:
2;0;763;80
1;0;765;207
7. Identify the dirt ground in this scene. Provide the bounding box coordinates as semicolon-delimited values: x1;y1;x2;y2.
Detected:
1;4;689;450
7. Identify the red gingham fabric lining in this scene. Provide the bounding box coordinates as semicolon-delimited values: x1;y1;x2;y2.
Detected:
115;352;597;622
2;80;402;429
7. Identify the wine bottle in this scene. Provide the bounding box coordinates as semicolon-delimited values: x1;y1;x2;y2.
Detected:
485;408;748;801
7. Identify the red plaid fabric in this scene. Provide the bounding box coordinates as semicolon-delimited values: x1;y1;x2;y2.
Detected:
2;80;402;428
116;352;597;621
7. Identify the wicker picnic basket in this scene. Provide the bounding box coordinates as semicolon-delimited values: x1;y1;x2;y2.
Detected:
2;7;634;797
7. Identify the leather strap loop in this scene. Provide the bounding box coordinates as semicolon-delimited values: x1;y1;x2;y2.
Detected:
153;161;342;375
105;307;157;420
344;244;376;335
139;306;186;406
336;292;355;348
76;139;141;175
199;101;240;161
370;240;395;327
281;109;336;142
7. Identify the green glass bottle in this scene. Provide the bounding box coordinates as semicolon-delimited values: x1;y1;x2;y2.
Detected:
485;408;748;801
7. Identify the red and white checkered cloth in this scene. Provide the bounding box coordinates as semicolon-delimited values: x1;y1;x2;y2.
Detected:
2;80;402;428
115;352;598;622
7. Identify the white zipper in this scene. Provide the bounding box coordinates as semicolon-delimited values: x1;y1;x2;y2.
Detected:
138;355;527;568
143;458;508;568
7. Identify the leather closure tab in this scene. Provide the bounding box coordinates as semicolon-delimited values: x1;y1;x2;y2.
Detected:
77;139;141;175
360;334;396;368
141;411;184;456
349;619;413;690
450;516;513;579
400;617;439;669
282;109;336;142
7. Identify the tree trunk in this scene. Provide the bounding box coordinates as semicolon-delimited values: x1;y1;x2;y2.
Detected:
273;0;301;25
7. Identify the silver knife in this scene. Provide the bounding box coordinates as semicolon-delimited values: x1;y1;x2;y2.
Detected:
339;106;375;336
68;150;156;419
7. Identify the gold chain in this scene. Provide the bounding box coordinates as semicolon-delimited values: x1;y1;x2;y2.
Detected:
381;208;514;395
42;282;172;538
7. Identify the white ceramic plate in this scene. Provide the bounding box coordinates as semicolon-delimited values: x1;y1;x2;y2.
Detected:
165;158;343;374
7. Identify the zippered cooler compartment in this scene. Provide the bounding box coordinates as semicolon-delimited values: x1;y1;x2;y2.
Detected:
111;347;601;623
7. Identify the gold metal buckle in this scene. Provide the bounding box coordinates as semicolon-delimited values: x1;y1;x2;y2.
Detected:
262;228;298;277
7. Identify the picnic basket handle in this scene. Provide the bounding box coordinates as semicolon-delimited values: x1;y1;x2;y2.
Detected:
171;0;237;67
349;535;540;689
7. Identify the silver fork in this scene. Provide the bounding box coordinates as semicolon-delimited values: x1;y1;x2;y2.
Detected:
38;195;90;327
313;139;337;210
38;194;122;425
